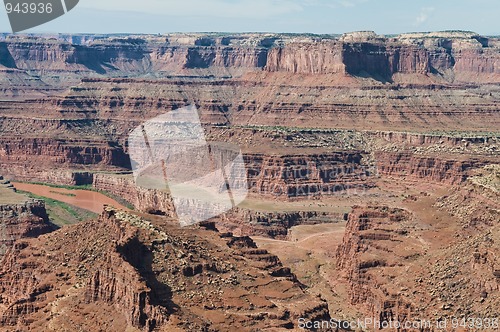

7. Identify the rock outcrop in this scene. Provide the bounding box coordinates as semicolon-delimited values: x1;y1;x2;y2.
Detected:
0;177;52;257
0;208;331;331
336;205;499;329
436;164;500;227
336;206;418;323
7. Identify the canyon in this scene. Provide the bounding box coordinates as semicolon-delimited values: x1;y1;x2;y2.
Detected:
0;31;498;331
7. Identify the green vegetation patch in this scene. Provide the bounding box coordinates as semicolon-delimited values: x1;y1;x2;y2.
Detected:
18;191;98;227
23;181;135;210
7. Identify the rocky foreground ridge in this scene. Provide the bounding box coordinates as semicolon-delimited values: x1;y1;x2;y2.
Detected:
0;207;331;331
0;176;52;257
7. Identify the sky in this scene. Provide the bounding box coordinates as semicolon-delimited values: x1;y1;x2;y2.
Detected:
1;0;499;35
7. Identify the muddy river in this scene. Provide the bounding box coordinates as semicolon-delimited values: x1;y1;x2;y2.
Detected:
12;182;129;214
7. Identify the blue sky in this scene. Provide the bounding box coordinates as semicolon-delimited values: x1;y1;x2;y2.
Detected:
1;0;499;35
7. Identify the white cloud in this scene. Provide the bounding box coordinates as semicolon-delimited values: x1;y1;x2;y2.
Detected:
80;0;373;19
323;0;369;9
80;0;303;19
415;7;435;26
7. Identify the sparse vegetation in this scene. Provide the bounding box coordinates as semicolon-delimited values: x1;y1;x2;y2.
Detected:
18;191;98;227
22;181;135;210
49;190;76;197
25;182;93;191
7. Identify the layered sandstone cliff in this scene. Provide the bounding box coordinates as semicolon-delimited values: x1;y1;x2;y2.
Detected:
265;30;499;82
245;152;374;198
2;31;498;84
374;152;489;185
216;208;346;239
